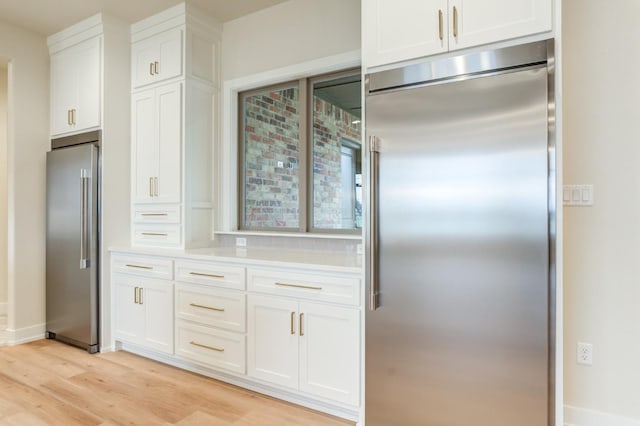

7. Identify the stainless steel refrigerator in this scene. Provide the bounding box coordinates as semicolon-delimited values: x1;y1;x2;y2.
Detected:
46;130;100;354
365;41;556;425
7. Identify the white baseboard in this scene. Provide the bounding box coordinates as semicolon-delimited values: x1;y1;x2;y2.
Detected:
7;323;45;345
565;405;640;426
0;302;7;316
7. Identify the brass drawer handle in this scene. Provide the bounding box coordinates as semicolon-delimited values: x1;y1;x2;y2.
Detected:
189;303;224;312
290;311;295;335
141;213;169;217
275;282;322;291
126;264;153;270
190;341;224;352
299;313;304;336
141;232;168;236
189;272;225;279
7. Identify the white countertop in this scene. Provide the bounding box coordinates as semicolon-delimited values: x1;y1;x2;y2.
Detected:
110;246;363;274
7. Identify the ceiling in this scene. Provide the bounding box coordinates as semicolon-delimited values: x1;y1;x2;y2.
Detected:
0;0;288;36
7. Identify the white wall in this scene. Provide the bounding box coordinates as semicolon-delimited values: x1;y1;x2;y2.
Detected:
0;19;49;341
222;0;361;81
0;65;7;314
563;0;640;422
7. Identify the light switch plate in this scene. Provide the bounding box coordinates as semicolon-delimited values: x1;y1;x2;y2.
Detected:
563;184;593;206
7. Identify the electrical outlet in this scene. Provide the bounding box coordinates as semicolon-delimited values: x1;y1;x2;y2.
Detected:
577;342;593;365
235;237;247;247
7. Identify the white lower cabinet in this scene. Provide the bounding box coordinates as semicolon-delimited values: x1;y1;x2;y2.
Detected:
248;294;360;406
113;273;174;354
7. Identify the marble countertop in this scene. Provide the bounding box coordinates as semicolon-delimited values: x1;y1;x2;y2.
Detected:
110;246;363;274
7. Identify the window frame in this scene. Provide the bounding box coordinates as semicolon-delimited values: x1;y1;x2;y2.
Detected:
237;67;361;235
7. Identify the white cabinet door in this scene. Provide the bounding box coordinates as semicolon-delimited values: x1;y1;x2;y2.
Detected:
50;37;101;136
131;83;182;204
299;302;360;406
155;82;182;203
247;294;299;389
112;275;144;344
363;0;448;68
132;28;183;89
140;278;174;354
449;0;552;51
132;90;157;203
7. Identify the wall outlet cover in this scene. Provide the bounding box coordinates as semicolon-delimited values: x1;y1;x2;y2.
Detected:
577;342;593;366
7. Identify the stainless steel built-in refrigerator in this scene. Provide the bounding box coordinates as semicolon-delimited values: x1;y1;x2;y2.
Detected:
46;130;100;354
365;41;555;425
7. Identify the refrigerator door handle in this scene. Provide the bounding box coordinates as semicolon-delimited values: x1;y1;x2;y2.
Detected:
80;169;90;269
369;136;381;311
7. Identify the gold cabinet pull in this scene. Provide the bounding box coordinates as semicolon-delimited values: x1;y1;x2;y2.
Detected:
139;287;143;304
438;9;443;41
453;5;458;38
154;177;159;197
141;232;168;236
154;61;160;75
134;287;139;304
189;272;225;279
141;213;168;217
299;313;304;336
190;341;224;352
189;303;224;312
71;109;76;125
290;311;295;335
149;62;154;75
126;264;153;270
149;177;153;197
275;282;322;291
67;109;72;125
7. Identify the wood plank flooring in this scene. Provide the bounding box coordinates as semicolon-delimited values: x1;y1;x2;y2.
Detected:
0;339;355;425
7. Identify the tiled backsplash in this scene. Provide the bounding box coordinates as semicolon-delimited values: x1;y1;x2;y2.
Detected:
214;233;362;254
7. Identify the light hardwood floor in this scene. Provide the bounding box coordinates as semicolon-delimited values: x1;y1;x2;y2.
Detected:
0;339;355;425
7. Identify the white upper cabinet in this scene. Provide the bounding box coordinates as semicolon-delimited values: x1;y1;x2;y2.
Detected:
50;36;101;137
132;28;183;89
131;82;182;204
363;0;552;69
449;0;552;50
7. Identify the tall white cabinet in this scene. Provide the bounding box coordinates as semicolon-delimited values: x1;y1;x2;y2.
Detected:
130;4;221;249
363;0;553;68
48;14;131;350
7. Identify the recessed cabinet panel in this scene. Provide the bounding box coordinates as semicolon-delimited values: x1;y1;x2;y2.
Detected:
175;319;246;374
299;302;360;406
50;36;101;136
175;282;246;332
112;275;144;342
132;28;183;89
132;90;157;203
247;294;299;389
156;83;182;203
449;0;552;50
364;0;448;68
363;0;552;69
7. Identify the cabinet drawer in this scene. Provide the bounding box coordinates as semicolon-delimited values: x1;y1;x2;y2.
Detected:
175;283;246;332
133;204;180;224
175;260;245;291
112;254;173;280
247;268;360;306
175;320;245;374
133;225;181;247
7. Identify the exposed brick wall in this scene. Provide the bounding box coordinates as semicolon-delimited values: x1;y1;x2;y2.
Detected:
242;89;361;230
243;87;300;229
312;97;361;229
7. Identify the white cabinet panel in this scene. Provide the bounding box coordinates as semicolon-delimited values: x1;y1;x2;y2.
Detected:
175;282;246;332
299;302;360;406
364;0;448;68
248;294;299;389
449;0;552;51
50;36;101;136
363;0;552;68
175;260;245;291
175;319;246;374
132;28;183;89
131;82;182;206
112;273;173;354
